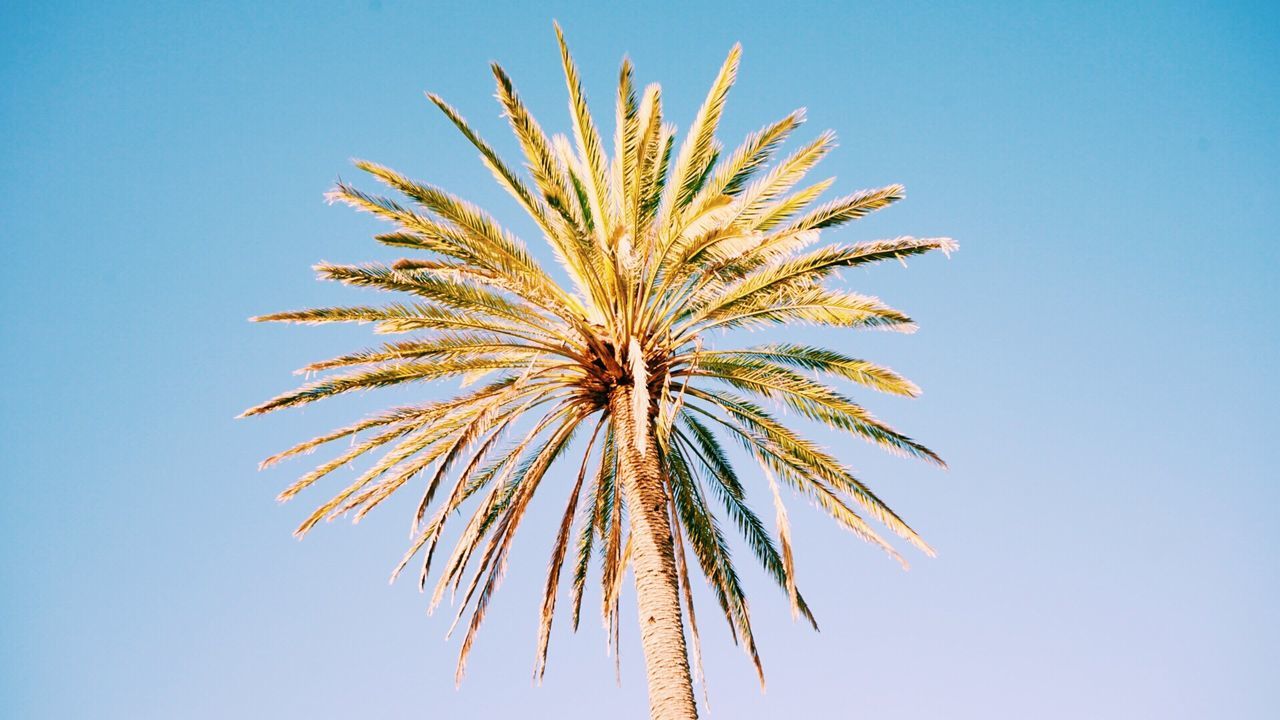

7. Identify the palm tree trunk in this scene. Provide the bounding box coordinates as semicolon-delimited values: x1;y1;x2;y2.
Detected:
610;387;699;720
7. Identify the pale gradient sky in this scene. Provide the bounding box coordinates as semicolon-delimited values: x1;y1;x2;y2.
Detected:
2;1;1277;718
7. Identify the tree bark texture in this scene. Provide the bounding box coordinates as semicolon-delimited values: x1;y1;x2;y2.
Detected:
610;387;699;720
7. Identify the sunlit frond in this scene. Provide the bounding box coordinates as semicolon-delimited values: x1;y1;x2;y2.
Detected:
691;344;921;396
665;43;741;215
555;23;613;244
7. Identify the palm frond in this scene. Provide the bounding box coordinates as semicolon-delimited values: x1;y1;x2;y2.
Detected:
426;91;566;243
686;357;943;464
241;357;559;417
535;413;606;681
665;440;764;684
692;344;921;397
691;286;917;336
679;236;955;332
299;334;552;373
452;408;588;685
665;43;742;214
314;262;552;328
701;110;804;203
683;388;934;558
555;23;614;244
571;423;615;630
674;419;818;627
784;183;905;231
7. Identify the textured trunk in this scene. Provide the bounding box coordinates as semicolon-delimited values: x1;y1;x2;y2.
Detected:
610;387;699;720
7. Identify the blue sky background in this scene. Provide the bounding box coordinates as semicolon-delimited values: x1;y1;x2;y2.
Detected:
2;1;1277;718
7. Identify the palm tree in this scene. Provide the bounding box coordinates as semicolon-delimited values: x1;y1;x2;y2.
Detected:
241;23;953;720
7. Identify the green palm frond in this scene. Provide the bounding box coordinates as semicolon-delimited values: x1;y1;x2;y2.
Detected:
665;438;763;681
673;418;817;627
678;417;815;587
680;388;934;558
242;26;953;699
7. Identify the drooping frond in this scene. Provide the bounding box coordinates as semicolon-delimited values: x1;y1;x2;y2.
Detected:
535;413;607;681
452;406;589;684
681;388;935;559
259;402;438;468
665;438;763;682
761;465;799;618
571;423;615;630
242;27;952;696
673;418;818;628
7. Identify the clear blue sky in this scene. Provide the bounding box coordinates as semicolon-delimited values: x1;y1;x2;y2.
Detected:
2;1;1277;718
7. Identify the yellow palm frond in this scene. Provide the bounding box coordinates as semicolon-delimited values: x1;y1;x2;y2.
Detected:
664;43;741;215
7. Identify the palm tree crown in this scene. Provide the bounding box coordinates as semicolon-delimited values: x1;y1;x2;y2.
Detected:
242;23;953;718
